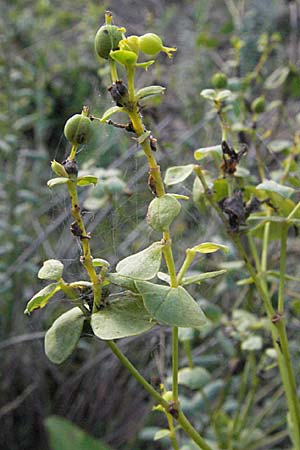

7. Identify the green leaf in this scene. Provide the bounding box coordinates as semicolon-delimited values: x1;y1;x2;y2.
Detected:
107;273;139;292
24;283;61;314
135;281;207;328
92;258;110;268
194;145;222;161
256;179;295;198
153;429;170;441
51;160;69;177
215;89;232;101
135;60;155;70
264;66;290;89
241;335;263;351
164;164;195;185
45;307;85;364
77;175;98;186
110;49;137;65
47;177;69;188
268;140;292;153
100;106;124;122
91;297;154;340
213;178;228;202
181;270;227;286
135;85;165;101
116;241;163;280
147;194;181;232
190;242;229;254
200;89;217;100
38;259;64;281
178;367;211;390
135;130;151;144
45;415;111;450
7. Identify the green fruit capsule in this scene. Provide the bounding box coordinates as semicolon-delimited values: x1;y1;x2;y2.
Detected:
94;24;123;60
64;114;93;145
251;96;265;114
211;72;228;89
138;33;176;58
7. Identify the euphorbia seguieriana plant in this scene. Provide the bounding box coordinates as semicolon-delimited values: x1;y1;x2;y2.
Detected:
25;12;300;450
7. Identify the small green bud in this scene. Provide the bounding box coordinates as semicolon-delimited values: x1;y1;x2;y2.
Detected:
138;33;176;58
94;24;123;60
64;114;93;145
211;72;228;89
251;95;265;114
51;160;69;177
147;194;181;232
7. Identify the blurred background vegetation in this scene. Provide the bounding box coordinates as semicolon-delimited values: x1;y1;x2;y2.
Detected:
1;0;300;449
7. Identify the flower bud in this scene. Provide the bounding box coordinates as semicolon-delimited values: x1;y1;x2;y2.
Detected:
94;24;123;60
147;194;181;232
211;72;228;89
251;96;265;114
64;114;93;145
138;33;176;58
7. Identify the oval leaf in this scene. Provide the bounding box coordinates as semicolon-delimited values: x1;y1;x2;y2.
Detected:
241;335;263;351
110;49;137;65
38;259;64;281
77;176;98;186
92;258;110;268
147;194;181;232
200;89;216;100
154;429;170;441
194;145;222;161
136;281;207;328
135;85;165;101
91;297;154;340
190;242;229;254
51;160;68;177
256;180;295;199
116;242;163;280
100;106;124;122
107;273;139;292
164;165;195;186
264;66;290;90
45;307;85;364
47;177;69;188
182;269;227;286
24;282;61;314
178;367;211;390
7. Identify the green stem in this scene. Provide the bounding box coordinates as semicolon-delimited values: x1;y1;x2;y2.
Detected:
183;340;194;369
177;249;195;284
261;215;270;273
106;340;213;450
172;326;179;403
109;59;118;82
66;180;102;312
166;413;180;450
278;223;288;315
287;200;300;220
196;167;300;446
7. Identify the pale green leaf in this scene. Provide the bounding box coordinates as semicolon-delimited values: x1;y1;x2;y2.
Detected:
178;367;211;390
91;297;154;340
200;89;216;100
153;429;170;441
47;178;69;188
264;66;289;89
77;175;98;186
45;307;85;364
92;258;110;268
135;85;165;101
194;145;222;161
181;269;227;286
38;259;64;281
147;194;181;231
256;179;295;198
241;335;263;351
164;165;195;186
100;106;124;122
190;242;229;254
136;281;207;328
45;416;111;450
24;283;61;314
116;242;163;280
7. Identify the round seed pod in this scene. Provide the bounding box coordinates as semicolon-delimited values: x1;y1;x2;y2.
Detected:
147;194;181;232
138;33;163;55
64;114;93;145
251;96;265;114
211;72;228;89
95;25;123;60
